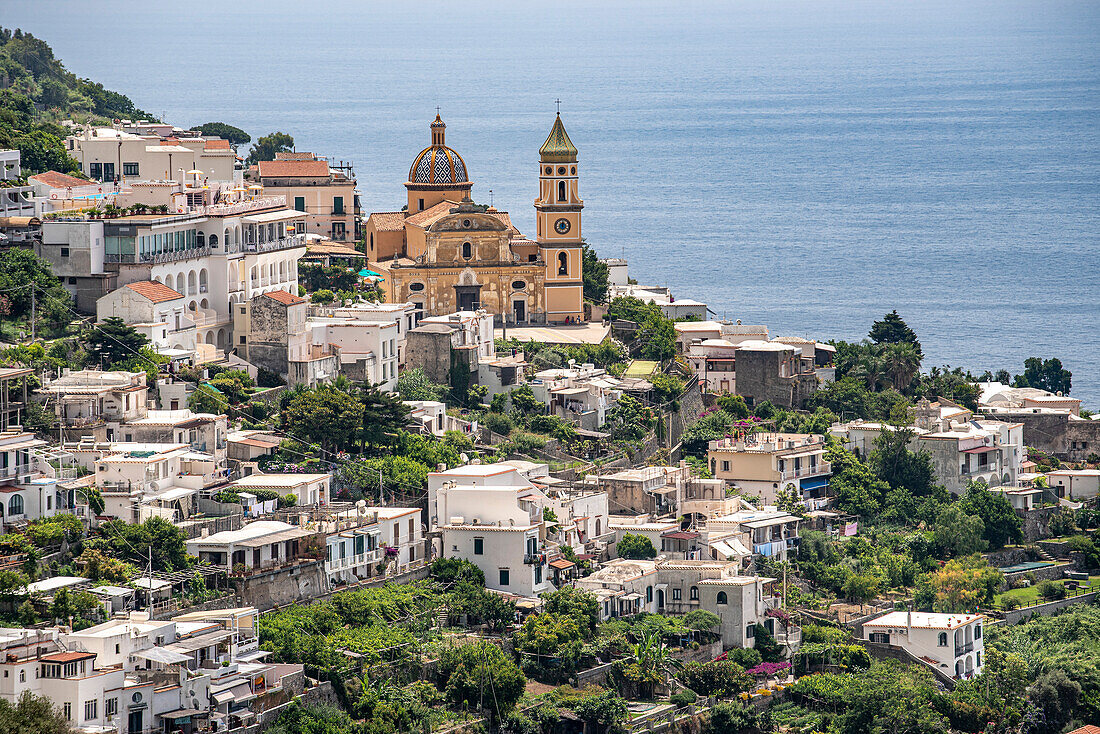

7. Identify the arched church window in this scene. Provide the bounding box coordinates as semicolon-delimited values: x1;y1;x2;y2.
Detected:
557;252;568;276
462;242;472;260
558;181;567;202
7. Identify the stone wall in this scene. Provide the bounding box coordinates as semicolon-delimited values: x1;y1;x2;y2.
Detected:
233;560;329;610
405;327;457;383
1021;506;1063;542
1000;591;1099;625
987;410;1100;461
1001;561;1072;587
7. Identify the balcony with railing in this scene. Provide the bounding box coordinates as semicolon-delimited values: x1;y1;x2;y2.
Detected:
779;461;831;482
955;642;974;657
237;233;306;255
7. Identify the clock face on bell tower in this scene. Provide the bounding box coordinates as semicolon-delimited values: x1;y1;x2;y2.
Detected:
554;218;571;235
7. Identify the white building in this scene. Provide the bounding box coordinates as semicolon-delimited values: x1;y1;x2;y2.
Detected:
0;429;77;532
325;301;417;365
65;122;238;183
186;520;317;575
863;611;985;679
420;310;495;364
96;280;197;359
92;442;224;522
321;505;424;587
529;363;624;430
306;316;399;389
224;472;331;507
428;463;553;599
707;507;801;561
1045;469;1100;500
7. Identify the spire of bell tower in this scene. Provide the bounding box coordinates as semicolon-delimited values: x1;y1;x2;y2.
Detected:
431;111;445;146
540;113;578;162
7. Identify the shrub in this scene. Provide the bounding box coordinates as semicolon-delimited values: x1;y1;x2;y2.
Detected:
1037;579;1067;601
670;690;697;707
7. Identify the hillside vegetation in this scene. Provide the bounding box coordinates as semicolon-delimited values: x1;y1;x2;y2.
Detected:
0;26;152;174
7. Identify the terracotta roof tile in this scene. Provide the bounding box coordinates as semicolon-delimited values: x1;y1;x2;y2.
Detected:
257;160;329;178
368;212;406;232
262;290;307;306
204;139;232;151
28;171;89;189
486;211;521;236
404;200;456;228
124;281;184;303
274;152;316;161
40;651;96;663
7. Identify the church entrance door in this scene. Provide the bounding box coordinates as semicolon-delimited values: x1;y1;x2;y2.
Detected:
455;285;480;311
513;300;526;323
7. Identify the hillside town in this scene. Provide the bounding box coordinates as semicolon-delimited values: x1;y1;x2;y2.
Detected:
0;25;1099;734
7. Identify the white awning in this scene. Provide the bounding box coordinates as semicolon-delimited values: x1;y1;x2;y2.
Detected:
241;209;305;224
133;647;191;665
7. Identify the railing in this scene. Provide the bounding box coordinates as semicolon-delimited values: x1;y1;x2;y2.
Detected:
238;233;306;254
955;642;974;656
779;462;830;481
523;553;545;565
0;465;34;479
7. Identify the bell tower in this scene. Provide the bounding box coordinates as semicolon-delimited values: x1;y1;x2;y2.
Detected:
535;110;584;323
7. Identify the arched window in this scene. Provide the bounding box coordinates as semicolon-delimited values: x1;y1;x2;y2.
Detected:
595;518;601;536
369;232;374;252
8;494;23;516
716;591;728;605
646;586;653;603
558;180;566;202
557;252;568;276
462;242;472;260
209;233;218;248
689;586;698;601
938;632;948;647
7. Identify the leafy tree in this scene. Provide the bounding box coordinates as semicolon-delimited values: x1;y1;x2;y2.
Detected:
617;628;683;698
602;395;654;442
514;610;586;682
284;385;364;453
881;341;922;391
207;368;255;404
311;289;335;304
715;394;750;418
1013;356;1072;395
82;316;148;368
959;481;1022;549
581;243;609;303
825;444;887;518
75;548;134;583
1028;669;1081;731
266;702;361;734
928;555;1001;611
679;660;751;697
0;691;72;734
617;532;657;560
752;623;782;662
431;558;485;586
683;609;721;633
869;310;922;355
509;384;544;415
48;587;98;624
84;517;190;572
932;504;987;557
0;249;73;326
869;427;938;497
438;641;525;720
544;586;601;636
396;368;445;402
246;131;294;165
913;365;982;410
195;121;251;145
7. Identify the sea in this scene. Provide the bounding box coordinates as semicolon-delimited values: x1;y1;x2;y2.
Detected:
4;0;1099;405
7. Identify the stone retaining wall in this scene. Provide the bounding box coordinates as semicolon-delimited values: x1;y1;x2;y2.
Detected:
1000;591;1099;625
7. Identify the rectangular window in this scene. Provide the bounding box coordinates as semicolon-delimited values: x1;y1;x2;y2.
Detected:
499;568;510;586
746;625;755;639
123;162;139;176
60;247;69;257
722;461;730;472
63;702;71;721
332;222;346;240
294;196;305;212
89;162;102;180
473;537;484;555
85;700;97;721
672;588;682;601
535;564;542;584
105;698;117;717
333;196;344;215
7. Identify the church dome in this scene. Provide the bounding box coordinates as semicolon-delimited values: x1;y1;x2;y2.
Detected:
408;114;469;186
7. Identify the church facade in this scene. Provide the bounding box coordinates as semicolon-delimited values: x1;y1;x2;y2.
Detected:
365;114;585;324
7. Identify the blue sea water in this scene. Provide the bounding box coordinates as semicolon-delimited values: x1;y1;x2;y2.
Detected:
4;0;1099;404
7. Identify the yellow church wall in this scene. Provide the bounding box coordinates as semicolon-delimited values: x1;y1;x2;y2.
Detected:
545;284;582;320
388;264;546;318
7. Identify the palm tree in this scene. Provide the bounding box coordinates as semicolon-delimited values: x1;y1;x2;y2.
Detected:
882;342;922;392
623;629;683;699
852;350;889;391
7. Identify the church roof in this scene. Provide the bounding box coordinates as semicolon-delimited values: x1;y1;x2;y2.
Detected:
368;212;406;232
407;116;470;187
404;200;456;228
540;114;577;162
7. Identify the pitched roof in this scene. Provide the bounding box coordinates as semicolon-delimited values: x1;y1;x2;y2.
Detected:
274;151;317;161
124;280;184;303
28;170;88;189
257;160;330;178
404;200;456;228
204;139;231;151
368;212;406;232
262;290;307;306
486;210;521;236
